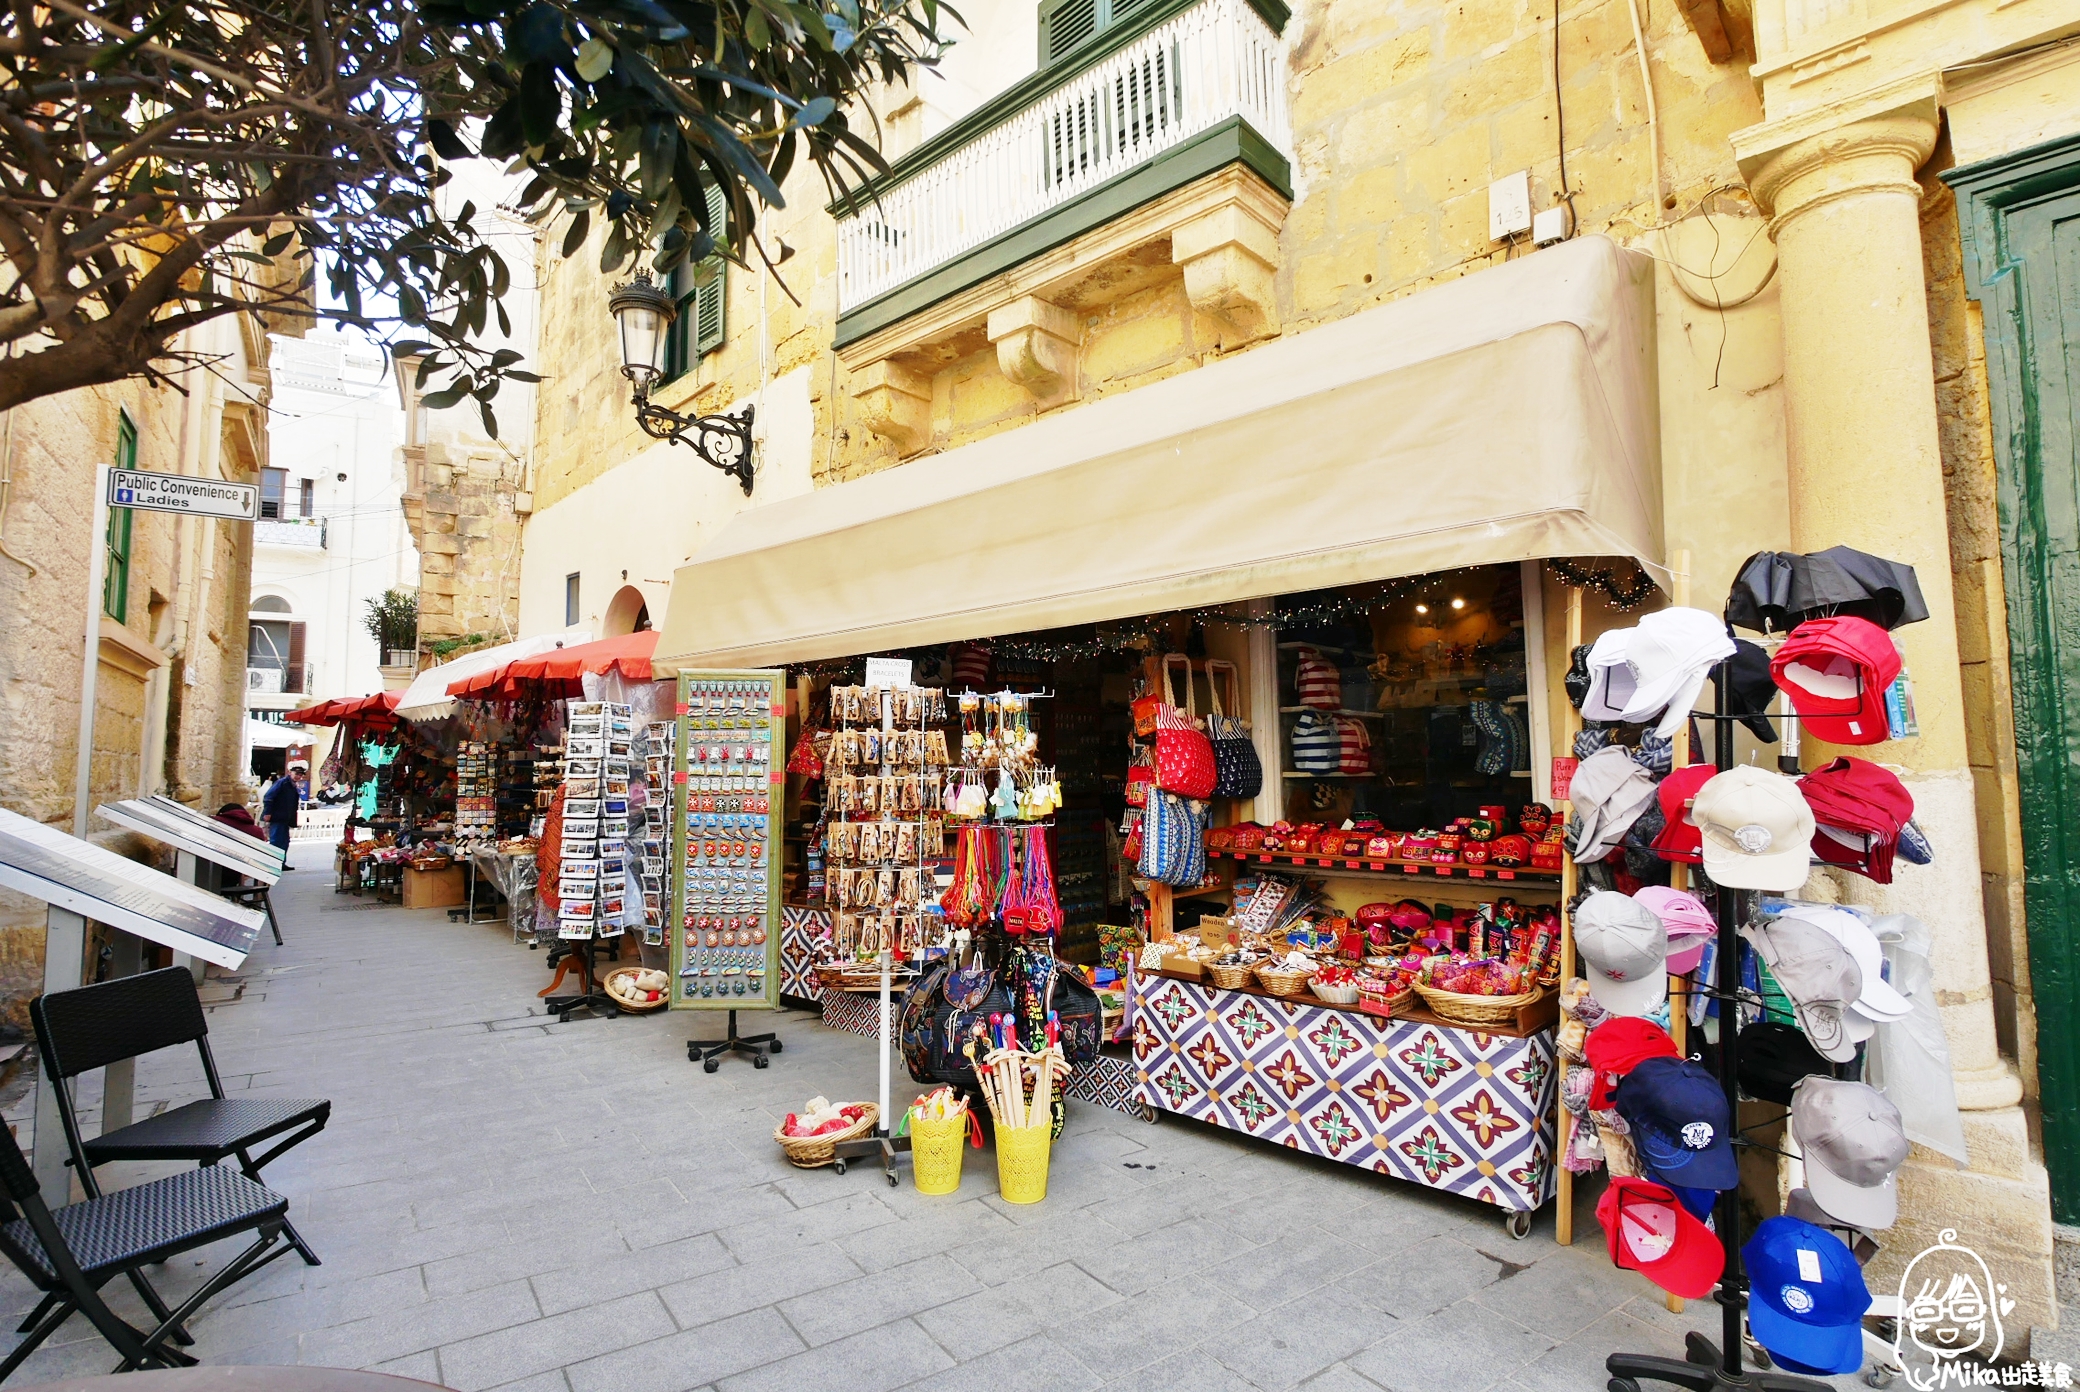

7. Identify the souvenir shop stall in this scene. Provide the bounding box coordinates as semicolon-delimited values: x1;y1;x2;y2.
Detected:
283;691;438;901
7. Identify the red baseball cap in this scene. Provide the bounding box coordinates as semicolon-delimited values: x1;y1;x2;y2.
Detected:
1598;1176;1726;1298
1649;764;1715;865
1583;1017;1679;1111
1800;757;1914;885
1769;617;1901;746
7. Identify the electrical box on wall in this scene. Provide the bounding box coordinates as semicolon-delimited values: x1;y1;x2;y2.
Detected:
1533;207;1569;246
1489;172;1532;241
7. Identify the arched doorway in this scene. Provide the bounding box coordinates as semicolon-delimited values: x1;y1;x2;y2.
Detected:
602;584;652;637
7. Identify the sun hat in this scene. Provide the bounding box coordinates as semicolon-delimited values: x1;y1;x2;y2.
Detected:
1574;892;1669;1017
1741;916;1863;1063
1584;1017;1680;1111
1790;1077;1909;1231
1633;886;1716;974
1741;1217;1872;1375
1615;1056;1739;1191
1774;904;1910;1023
1568;747;1659;865
1583;608;1737;737
1800;757;1915;885
1771;616;1901;746
1691;766;1814;892
1597;1177;1726;1298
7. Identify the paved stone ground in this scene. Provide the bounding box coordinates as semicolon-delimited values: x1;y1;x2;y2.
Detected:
0;868;1878;1391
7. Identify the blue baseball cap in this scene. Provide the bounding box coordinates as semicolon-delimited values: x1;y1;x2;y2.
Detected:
1614;1057;1738;1191
1741;1216;1872;1374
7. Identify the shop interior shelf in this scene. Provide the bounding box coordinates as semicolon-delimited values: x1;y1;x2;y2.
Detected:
1204;846;1561;883
1139;966;1558;1038
1278;706;1384;719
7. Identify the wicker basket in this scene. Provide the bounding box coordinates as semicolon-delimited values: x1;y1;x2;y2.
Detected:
602;966;671;1013
1311;980;1361;1006
1255;962;1315;997
1413;982;1544;1028
773;1103;880;1169
1207;961;1255;989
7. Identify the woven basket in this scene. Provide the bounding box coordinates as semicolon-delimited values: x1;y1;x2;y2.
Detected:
1207;962;1255;989
1413;982;1544;1028
1255;963;1315;997
1310;980;1361;1006
602;967;671;1013
773;1103;879;1169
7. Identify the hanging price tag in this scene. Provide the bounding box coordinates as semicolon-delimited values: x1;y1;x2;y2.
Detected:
1551;756;1579;802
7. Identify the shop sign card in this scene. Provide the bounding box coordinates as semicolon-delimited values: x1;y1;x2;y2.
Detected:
565;778;600;799
670;669;785;1011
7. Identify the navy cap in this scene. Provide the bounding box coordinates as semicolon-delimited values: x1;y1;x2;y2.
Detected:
1741;1216;1872;1374
1614;1057;1738;1191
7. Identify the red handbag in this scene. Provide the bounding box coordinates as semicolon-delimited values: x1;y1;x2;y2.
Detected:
1152;654;1217;799
1336;717;1372;776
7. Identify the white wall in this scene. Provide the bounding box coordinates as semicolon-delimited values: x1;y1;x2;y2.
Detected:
918;0;1042;140
516;366;815;638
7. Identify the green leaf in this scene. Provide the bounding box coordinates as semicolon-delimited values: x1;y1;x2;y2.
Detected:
744;6;771;47
421;385;470;410
426;118;472;160
794;96;836;127
599;222;630;273
561;208;591;258
520;62;563;149
478;400;500;438
575;38;615;82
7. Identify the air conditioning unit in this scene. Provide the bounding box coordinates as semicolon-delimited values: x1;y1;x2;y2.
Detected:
246;667;284;694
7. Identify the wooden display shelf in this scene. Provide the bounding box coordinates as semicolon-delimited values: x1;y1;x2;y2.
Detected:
1203;846;1561;883
1138;966;1559;1038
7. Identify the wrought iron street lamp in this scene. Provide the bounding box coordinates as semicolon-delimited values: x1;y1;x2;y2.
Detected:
608;269;756;495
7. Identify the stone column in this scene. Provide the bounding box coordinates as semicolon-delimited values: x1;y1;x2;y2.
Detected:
1736;74;2055;1332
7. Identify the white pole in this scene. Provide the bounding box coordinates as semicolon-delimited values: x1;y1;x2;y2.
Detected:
72;465;111;839
33;907;86;1205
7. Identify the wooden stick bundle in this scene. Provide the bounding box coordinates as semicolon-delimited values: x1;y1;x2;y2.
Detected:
972;1046;1068;1130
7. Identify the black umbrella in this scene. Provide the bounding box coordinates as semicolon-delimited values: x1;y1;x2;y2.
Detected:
1724;546;1928;632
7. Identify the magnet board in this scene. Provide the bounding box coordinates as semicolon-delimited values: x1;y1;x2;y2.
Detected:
670;669;785;1010
0;807;262;969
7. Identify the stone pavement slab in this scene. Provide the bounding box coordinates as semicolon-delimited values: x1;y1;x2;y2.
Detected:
0;868;1878;1391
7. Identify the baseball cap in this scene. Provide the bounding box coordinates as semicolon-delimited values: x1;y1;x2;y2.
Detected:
1735;1021;1833;1105
1584;1017;1680;1111
1706;639;1779;743
1583;608;1736;737
1691;766;1814;891
1615;1056;1738;1191
1649;764;1715;866
1790;1077;1909;1231
1770;616;1901;746
1597;1177;1726;1298
1574;891;1669;1017
1800;757;1915;885
1568;747;1659;865
1785;1188;1881;1264
1633;886;1715;974
1775;904;1910;1023
1741;916;1863;1063
1741;1216;1873;1375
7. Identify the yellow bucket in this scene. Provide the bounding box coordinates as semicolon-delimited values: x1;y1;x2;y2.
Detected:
908;1111;970;1196
995;1123;1052;1205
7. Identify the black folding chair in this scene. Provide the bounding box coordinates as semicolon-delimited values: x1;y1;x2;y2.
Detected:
0;1117;291;1381
213;882;282;946
32;968;329;1266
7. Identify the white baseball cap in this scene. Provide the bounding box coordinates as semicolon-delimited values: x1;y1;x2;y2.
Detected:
1691;766;1815;892
1777;905;1910;1023
1791;1077;1909;1230
1582;608;1736;737
1574;891;1670;1017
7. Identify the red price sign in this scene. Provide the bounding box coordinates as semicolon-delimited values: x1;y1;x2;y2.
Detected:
1551;756;1579;802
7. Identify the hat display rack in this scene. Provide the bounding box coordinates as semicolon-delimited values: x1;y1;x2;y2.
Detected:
1601;548;1925;1392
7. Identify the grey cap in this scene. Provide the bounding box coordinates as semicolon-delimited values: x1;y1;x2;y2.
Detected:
1741;916;1862;1063
1786;1187;1882;1263
1791;1077;1909;1231
1568;747;1658;864
1574;891;1668;1017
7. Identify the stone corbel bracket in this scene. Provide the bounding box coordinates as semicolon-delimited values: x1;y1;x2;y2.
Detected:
852;360;933;455
988;296;1081;406
1172;191;1283;347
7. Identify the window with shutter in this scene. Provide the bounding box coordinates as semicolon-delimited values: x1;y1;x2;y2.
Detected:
286;621;307;693
1038;0;1099;65
660;183;729;382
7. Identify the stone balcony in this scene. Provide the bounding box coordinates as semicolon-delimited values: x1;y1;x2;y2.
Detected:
255;517;327;550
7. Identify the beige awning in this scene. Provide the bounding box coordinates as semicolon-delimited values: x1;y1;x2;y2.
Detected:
655;235;1662;672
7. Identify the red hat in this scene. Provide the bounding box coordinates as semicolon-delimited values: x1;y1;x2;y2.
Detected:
1584;1017;1680;1111
1770;617;1901;746
1649;764;1715;865
1598;1177;1726;1298
1799;757;1914;885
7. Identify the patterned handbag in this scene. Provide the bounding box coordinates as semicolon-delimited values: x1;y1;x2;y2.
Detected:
1204;660;1262;800
1125;760;1155;808
1290;710;1341;774
1138;787;1207;886
1294;646;1341;709
1152;654;1217;799
1336;716;1373;776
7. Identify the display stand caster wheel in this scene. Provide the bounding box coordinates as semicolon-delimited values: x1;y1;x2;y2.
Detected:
833;1159;847;1175
769;1039;783;1053
753;1054;768;1069
1137;1102;1159;1124
1608;1379;1641;1392
886;1171;898;1188
703;1058;719;1074
1503;1210;1533;1240
1866;1367;1898;1388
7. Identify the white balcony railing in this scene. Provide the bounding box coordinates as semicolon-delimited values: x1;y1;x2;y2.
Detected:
255;516;327;549
835;0;1289;315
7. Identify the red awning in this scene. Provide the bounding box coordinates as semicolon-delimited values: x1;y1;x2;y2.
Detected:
283;691;401;731
447;630;659;703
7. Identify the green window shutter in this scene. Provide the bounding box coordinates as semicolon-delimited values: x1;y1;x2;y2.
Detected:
694;182;727;357
1039;0;1100;65
661;260;697;384
104;411;136;622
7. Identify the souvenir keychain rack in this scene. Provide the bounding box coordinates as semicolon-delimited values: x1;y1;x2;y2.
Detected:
1604;632;1831;1392
827;682;948;1183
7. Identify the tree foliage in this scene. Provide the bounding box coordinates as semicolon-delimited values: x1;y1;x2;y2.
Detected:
362;586;419;651
0;0;951;425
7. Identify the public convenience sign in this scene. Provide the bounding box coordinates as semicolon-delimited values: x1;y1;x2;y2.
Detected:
107;468;259;521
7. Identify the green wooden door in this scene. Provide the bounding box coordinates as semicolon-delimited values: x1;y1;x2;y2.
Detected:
1949;136;2080;1222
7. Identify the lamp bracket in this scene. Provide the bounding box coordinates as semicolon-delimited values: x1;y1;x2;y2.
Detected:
632;393;756;495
